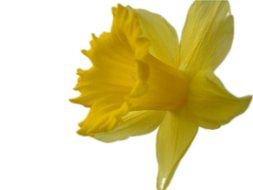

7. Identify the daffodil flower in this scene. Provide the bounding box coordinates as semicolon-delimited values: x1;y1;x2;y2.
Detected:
71;1;252;189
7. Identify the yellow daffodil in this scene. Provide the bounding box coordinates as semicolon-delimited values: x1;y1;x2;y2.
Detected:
71;1;252;190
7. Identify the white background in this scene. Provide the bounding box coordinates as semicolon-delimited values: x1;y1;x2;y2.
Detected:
0;0;252;190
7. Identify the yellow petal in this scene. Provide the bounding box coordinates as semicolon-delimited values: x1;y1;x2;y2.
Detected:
94;111;165;142
156;111;198;190
187;71;252;129
136;9;179;67
180;0;233;74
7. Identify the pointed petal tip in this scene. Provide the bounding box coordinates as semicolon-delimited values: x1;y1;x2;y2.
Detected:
77;127;90;136
77;128;85;135
81;49;91;57
78;120;91;133
117;3;124;9
112;4;124;15
240;95;252;112
76;68;83;75
112;7;117;15
69;97;80;104
91;33;97;40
